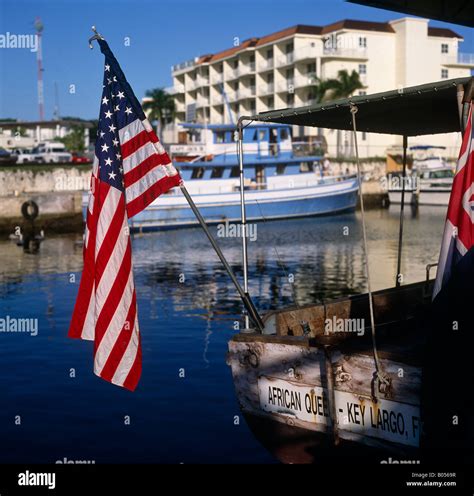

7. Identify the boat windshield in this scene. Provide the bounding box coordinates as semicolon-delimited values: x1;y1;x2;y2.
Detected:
421;169;454;179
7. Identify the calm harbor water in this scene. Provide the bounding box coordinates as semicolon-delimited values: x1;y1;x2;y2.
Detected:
0;206;446;464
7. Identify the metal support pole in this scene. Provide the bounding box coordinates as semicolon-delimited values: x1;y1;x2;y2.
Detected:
396;135;408;287
179;184;264;332
237;118;250;330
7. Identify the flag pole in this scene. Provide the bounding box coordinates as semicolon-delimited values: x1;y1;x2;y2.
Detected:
179;184;264;333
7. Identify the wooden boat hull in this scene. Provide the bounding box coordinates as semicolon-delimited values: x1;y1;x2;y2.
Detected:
227;281;431;463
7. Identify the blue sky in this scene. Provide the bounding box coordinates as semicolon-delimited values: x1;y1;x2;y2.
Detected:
0;0;473;121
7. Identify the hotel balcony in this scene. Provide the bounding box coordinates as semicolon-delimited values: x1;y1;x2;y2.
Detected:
175;100;186;112
211;74;224;85
171;59;196;75
441;52;474;68
293;74;316;88
227;68;240;81
293;45;317;62
259;82;274;96
196;76;210;87
186;79;197;91
236;87;256;100
210;93;224;106
276;52;295;67
195;96;210;108
322;47;368;60
166;84;185;95
258;58;274;71
238;62;256;77
226;90;237;102
276;79;295;92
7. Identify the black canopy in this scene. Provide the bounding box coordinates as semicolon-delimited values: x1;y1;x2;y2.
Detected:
249;78;471;136
348;0;474;28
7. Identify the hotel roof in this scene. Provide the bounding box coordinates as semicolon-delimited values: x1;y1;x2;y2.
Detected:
192;19;462;65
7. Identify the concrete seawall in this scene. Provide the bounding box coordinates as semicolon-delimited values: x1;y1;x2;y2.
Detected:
0;167;88;235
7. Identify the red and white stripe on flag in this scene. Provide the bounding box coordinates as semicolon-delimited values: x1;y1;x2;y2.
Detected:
69;115;181;390
433;103;474;298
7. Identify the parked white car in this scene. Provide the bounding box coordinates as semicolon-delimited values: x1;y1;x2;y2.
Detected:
34;142;72;163
11;148;37;164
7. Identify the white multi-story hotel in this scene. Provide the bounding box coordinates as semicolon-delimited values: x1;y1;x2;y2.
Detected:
168;18;474;156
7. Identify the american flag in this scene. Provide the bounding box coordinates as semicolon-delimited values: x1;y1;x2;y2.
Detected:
433;103;474;299
69;39;181;390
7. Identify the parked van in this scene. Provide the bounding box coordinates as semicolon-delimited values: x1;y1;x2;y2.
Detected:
11;148;37;164
34;142;72;163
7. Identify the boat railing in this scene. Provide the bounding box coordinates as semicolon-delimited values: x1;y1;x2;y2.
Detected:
291;141;325;157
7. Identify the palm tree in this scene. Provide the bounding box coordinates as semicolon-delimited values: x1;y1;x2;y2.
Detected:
309;76;333;105
324;70;364;157
309;77;333;140
142;88;176;140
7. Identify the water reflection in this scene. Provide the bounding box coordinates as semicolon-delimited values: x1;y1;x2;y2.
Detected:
1;207;446;312
0;206;448;463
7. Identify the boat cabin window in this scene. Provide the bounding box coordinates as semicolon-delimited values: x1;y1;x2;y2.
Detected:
280;128;289;141
422;169;454;179
191;167;205;179
215;131;226;144
214;131;233;143
276;164;286;175
244;128;258;141
230;166;240;178
299;162;313;173
258;129;267;142
211;167;224;179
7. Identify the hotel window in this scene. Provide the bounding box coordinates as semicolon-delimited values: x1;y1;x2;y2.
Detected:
266;48;273;60
358;64;367;75
441;43;449;54
286;93;294;106
359;90;367;96
359;37;367;48
362;132;367;141
441;68;449;79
